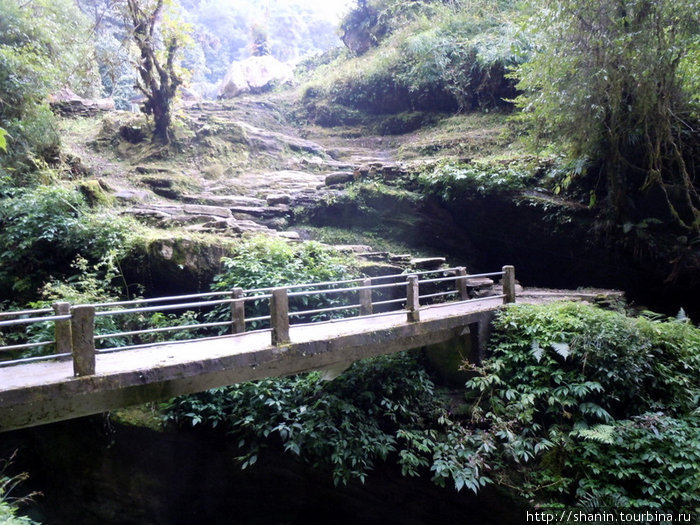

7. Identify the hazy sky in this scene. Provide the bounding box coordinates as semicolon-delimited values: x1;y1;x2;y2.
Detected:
215;0;354;21
301;0;354;20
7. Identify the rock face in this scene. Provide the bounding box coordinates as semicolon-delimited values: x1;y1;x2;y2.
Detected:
49;88;115;117
218;56;293;99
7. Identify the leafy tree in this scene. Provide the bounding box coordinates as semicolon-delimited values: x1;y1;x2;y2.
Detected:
514;0;700;233
122;0;191;144
0;0;98;179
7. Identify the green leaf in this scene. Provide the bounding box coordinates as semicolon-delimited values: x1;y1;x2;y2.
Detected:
531;340;544;362
551;342;570;360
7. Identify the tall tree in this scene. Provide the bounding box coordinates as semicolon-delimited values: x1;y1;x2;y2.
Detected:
124;0;185;145
514;0;699;233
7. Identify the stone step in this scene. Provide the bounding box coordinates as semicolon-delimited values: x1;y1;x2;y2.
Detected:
466;277;495;288
183;194;266;207
410;257;446;270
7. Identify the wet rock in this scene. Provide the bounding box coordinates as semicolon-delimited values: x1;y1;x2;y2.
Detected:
115;190;150;203
354;161;409;181
182;204;232;218
184;194;266;207
140;177;182;200
236;121;325;155
357;262;405;277
277;231;301;240
324;172;355;186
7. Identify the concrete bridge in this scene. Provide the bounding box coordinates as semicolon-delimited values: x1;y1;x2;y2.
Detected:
0;265;605;433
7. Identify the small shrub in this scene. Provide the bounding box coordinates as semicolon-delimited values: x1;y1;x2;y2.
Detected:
206;236;357;330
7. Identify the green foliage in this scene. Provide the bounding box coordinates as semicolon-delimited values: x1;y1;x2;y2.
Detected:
418;159;535;199
513;0;700;231
303;0;519;119
0;455;40;525
0;502;37;525
207;235;357;329
211;236;353;292
0;0;98;178
165;352;440;486
165;301;699;507
462;303;700;508
571;413;700;509
0;185;136;299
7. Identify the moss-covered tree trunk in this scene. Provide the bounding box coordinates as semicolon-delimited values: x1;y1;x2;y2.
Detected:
126;0;182;145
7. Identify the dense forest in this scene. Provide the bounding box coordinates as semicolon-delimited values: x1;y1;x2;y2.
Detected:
0;0;698;523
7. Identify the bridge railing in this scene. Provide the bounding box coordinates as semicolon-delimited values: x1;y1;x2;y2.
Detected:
0;265;515;375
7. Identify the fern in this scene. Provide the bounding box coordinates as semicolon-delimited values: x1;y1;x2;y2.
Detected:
575;424;616;445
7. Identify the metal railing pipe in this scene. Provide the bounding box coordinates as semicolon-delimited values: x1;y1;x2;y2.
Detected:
289;304;361;318
0;315;72;328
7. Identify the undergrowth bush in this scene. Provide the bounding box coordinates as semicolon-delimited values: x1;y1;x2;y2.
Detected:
206;236;358;330
302;0;519;121
167;301;700;511
0;185;136;299
165;352;440;486
418;159;536;199
463;303;700;509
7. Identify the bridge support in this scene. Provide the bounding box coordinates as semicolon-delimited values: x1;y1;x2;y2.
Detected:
231;288;245;334
270;288;290;345
52;302;72;356
359;278;373;316
71;305;95;376
406;275;420;322
502;265;516;304
456;267;468;300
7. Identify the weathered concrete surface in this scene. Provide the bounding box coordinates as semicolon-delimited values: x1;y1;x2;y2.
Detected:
0;298;504;432
0;290;622;433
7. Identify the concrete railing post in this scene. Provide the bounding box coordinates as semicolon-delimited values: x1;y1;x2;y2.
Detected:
231;288;245;334
52;302;72;356
359;278;373;316
502;265;516;304
270;287;290;345
70;305;95;376
456;267;468;300
406;275;420;322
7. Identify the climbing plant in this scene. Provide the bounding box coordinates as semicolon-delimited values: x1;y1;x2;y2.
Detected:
513;0;700;233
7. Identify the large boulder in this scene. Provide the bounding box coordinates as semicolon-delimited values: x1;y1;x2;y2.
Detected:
218;56;293;99
49;87;115;117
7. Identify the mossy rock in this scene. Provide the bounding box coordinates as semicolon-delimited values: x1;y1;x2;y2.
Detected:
123;233;239;296
304;100;367;127
140;173;199;200
375;112;436;136
77;179;114;207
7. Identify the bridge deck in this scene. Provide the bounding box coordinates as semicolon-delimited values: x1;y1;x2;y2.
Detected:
0;297;501;391
0;289;622;432
0;297;508;431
